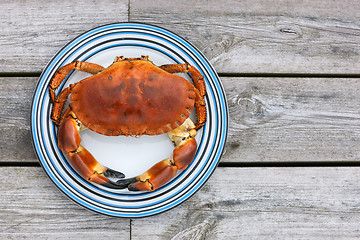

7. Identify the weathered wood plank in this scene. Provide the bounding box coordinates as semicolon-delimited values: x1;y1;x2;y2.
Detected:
2;0;359;74
223;77;360;162
0;77;37;161
130;0;360;74
131;167;360;239
0;0;128;73
2;76;360;163
2;167;360;239
0;167;130;239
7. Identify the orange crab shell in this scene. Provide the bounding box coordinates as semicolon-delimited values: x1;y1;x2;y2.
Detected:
69;59;197;136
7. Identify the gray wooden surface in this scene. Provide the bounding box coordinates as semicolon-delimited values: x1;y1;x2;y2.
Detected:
1;0;360;239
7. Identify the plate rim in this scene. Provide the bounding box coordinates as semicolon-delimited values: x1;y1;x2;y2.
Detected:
30;22;229;218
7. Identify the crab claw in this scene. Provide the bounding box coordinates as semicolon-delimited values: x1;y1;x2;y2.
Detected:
117;118;198;191
58;110;126;188
127;158;178;191
67;146;125;187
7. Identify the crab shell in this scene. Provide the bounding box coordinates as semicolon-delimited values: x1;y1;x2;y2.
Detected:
70;59;196;136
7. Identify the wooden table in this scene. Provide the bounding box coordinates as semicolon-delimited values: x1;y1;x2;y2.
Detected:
1;0;360;239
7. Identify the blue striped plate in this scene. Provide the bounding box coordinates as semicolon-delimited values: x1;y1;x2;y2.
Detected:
31;23;228;218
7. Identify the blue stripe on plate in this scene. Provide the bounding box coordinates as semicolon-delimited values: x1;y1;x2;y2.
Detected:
37;27;222;216
32;22;228;217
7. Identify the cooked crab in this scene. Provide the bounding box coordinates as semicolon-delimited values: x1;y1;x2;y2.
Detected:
49;55;206;191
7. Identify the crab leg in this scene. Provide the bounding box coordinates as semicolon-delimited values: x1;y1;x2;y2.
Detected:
160;63;207;130
49;61;105;103
57;110;126;188
193;87;207;130
116;118;198;191
51;86;71;125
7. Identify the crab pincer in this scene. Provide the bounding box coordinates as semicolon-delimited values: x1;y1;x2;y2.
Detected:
118;119;198;191
49;56;206;191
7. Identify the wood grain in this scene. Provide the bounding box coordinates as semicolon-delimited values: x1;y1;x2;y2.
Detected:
0;77;37;162
0;167;130;239
0;0;128;73
132;167;360;239
130;0;360;74
3;167;357;239
222;77;360;163
1;0;359;74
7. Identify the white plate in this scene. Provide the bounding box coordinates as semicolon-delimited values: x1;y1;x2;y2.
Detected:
31;23;228;218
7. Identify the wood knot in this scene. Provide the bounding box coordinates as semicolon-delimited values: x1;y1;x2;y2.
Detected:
236;96;266;118
276;20;302;39
229;90;268;128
